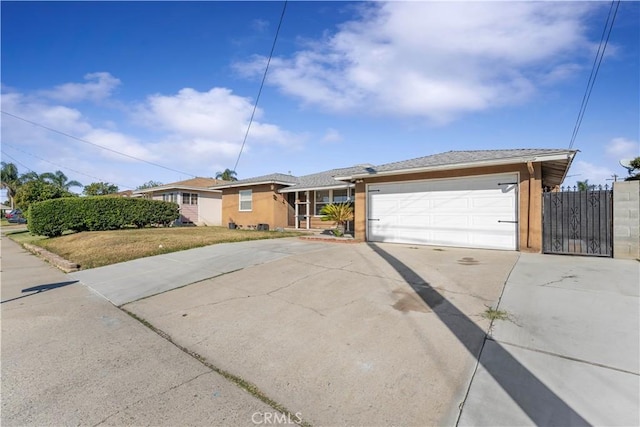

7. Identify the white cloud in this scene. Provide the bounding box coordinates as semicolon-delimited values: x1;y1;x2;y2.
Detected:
40;72;121;103
321;128;342;143
236;2;597;124
2;74;303;186
605;137;639;160
138;86;300;149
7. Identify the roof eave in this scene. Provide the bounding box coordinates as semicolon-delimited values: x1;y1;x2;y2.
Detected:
279;183;355;193
211;180;296;190
134;185;222;194
335;153;576;180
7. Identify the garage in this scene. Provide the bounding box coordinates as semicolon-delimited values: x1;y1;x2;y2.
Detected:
367;173;518;250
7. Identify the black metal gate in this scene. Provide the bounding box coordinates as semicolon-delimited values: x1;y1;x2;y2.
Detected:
542;186;613;257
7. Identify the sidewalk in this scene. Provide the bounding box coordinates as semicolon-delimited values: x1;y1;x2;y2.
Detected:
459;253;640;426
1;236;277;426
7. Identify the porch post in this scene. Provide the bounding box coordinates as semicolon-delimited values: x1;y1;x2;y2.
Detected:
346;186;351;232
295;191;299;229
305;190;310;229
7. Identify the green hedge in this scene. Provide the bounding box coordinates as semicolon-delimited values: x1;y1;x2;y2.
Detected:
28;197;180;237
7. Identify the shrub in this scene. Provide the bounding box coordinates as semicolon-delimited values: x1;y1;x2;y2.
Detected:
15;180;76;211
28;197;180;237
320;203;354;236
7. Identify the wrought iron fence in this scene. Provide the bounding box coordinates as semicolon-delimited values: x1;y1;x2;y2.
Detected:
542;185;613;257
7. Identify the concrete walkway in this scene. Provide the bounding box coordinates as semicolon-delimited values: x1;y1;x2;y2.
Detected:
1;237;278;426
70;238;328;305
459;253;640;426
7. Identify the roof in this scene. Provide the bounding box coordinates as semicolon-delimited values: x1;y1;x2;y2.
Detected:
279;165;373;192
210;173;299;189
134;177;226;194
334;149;577;188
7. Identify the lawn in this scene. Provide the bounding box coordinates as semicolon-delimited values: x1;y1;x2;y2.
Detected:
9;227;304;270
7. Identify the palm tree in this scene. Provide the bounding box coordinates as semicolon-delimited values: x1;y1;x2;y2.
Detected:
40;170;82;191
577;179;590;191
1;162;20;208
19;171;44;184
320;203;354;237
215;168;238;181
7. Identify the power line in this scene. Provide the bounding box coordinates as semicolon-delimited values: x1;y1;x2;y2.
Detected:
2;143;135;190
1;110;197;178
1;150;36;173
233;0;288;172
569;0;620;150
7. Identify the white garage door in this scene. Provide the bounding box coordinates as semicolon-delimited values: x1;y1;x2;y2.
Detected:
367;174;518;250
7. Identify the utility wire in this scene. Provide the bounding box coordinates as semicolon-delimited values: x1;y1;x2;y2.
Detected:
2;143;135;190
233;0;288;172
1;150;36;174
569;0;620;150
1;110;197;177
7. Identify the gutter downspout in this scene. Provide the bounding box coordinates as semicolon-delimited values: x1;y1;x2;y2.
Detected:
527;161;535;249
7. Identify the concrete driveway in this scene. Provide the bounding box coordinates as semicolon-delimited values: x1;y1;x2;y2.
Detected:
459;253;640;427
123;241;519;426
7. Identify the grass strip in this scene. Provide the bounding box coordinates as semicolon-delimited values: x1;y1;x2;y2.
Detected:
121;307;312;427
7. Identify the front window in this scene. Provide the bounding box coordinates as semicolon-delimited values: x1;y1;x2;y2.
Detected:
239;189;252;211
163;192;177;203
182;193;198;205
315;190;330;215
314;188;352;215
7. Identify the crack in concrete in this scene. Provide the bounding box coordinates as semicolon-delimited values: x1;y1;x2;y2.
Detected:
540;274;579;287
269;294;327;317
92;371;211;426
493;338;640;376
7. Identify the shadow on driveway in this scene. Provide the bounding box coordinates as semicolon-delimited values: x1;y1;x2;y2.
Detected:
369;243;589;426
1;280;79;304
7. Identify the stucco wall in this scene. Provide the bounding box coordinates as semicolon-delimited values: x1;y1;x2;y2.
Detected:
353;163;543;252
613;180;640;259
197;192;222;226
222;184;289;229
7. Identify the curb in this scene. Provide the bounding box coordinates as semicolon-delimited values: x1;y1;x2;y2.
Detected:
299;236;362;244
22;243;80;273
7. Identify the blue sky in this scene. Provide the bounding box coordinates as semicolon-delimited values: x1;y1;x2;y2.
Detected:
1;1;638;198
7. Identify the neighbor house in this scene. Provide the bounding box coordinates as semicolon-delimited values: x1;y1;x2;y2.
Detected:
213;149;576;253
134;177;226;226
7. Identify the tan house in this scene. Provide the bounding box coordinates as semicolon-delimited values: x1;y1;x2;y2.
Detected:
214;149;576;253
134;177;226;226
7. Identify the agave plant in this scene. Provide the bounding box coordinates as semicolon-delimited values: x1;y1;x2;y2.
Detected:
320;203;354;236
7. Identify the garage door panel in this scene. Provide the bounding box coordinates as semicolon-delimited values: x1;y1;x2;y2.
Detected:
368;174;517;250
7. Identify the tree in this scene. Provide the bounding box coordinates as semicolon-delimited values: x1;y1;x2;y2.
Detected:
215;169;238;181
40;170;82;191
19;171;45;184
576;179;590;191
136;180;163;190
1;162;20;208
83;182;119;196
320;203;354;237
624;157;640;181
14;180;75;211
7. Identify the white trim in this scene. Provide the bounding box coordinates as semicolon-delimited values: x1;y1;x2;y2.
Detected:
213;180;296;190
279;183;354;193
337;153;574;180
